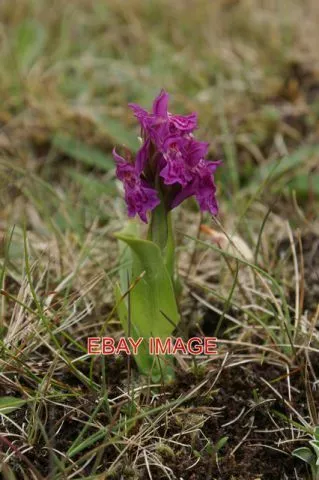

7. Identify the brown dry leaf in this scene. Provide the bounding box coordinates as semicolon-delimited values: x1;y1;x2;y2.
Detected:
200;224;254;261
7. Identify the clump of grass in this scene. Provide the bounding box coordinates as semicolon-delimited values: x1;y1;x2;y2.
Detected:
0;0;318;478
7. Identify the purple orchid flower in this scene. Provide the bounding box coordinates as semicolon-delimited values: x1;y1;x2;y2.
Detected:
113;90;220;223
113;149;160;223
129;90;197;150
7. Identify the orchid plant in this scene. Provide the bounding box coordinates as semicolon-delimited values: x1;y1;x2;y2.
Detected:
114;90;220;382
292;427;319;480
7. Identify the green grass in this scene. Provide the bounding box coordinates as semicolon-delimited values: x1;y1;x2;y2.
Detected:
0;0;319;478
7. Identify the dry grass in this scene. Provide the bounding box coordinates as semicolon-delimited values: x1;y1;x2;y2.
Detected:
0;0;318;478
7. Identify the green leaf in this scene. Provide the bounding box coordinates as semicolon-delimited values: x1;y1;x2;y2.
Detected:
67;169;116;196
287;174;319;197
94;115;138;152
310;440;319;460
253;145;319;183
14;20;46;72
115;232;180;381
117;220;140;294
147;203;175;279
115;283;152;377
292;446;315;465
0;462;17;480
115;233;180;337
215;436;229;452
52;134;114;171
115;222;150;377
0;396;26;414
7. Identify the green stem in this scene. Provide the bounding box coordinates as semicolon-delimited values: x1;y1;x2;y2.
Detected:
147;202;175;280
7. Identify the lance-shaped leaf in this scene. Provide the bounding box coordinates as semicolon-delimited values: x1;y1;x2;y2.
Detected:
115;231;180;381
0;396;26;415
292;446;315;465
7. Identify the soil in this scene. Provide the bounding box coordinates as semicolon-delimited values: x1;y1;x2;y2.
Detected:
1;357;313;479
151;363;313;480
1;228;318;479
